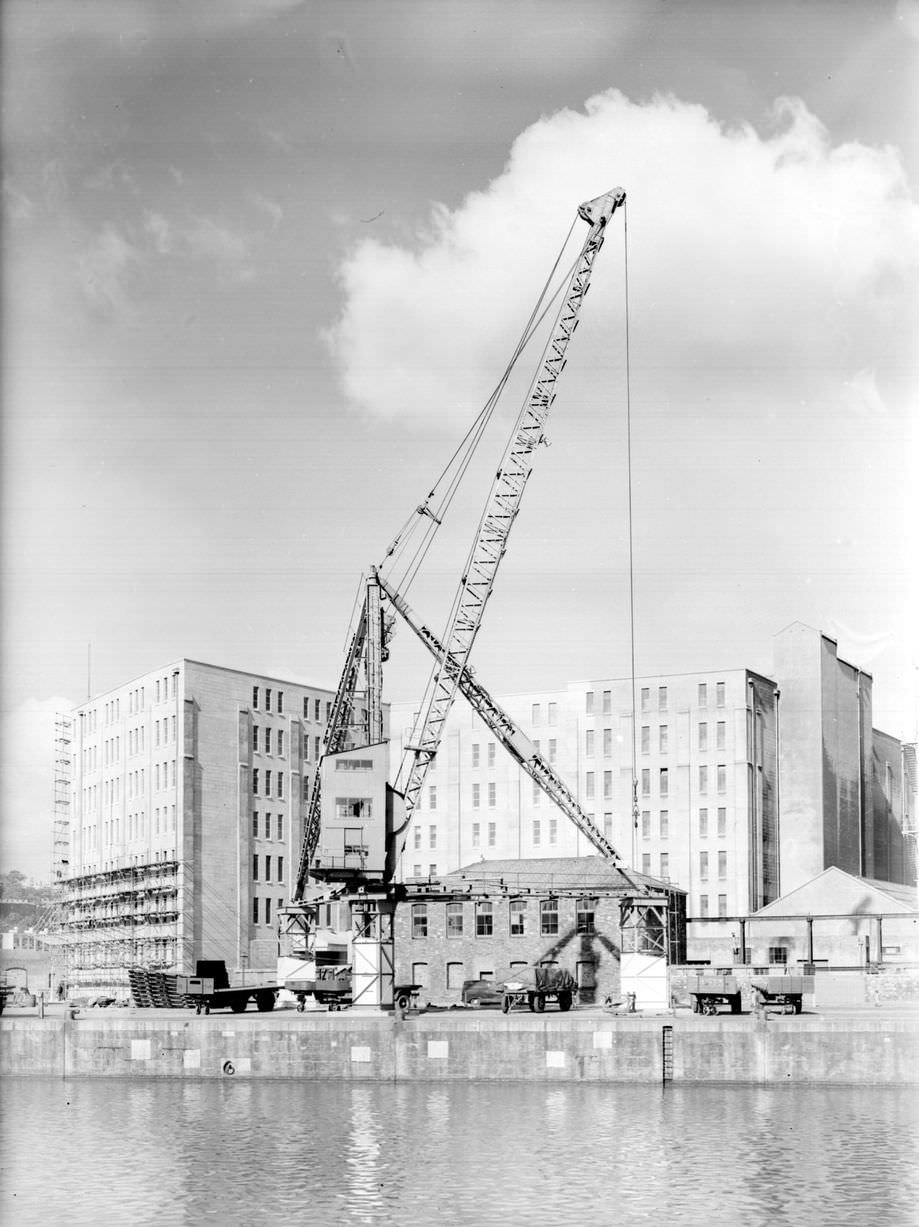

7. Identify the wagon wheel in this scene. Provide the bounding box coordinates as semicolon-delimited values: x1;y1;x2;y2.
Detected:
203;1004;210;1015
395;993;410;1012
557;991;572;1012
296;999;305;1014
255;990;275;1012
528;993;537;1013
534;995;546;1013
231;1000;247;1013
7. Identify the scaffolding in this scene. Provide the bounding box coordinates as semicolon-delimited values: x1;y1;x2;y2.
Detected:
52;714;73;883
59;860;181;992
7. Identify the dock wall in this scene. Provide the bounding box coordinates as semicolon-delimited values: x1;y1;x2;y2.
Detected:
2;1011;917;1084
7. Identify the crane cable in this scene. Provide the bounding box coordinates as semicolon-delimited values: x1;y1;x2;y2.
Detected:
623;199;640;870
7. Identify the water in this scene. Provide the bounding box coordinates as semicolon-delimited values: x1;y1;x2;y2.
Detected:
2;1078;917;1226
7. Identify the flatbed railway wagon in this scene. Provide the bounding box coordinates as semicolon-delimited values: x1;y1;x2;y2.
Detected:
500;965;577;1014
177;961;279;1015
688;973;743;1016
750;974;814;1015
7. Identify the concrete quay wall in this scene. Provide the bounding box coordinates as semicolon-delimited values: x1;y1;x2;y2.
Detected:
2;1010;917;1084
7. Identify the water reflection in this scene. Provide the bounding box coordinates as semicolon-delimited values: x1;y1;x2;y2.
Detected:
1;1079;916;1226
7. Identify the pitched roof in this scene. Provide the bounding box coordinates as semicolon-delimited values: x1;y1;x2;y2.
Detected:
435;855;674;895
754;866;916;916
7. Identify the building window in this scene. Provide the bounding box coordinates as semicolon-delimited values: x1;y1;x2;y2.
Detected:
428;785;437;810
414;827;422;850
603;728;612;757
302;776;310;800
660;810;669;839
265;896;272;925
412;904;428;938
472;743;480;768
641;769;650;797
548;817;557;844
472;822;480;847
488;782;496;808
446;903;464;938
699;808;709;838
717;808;727;838
264;855;271;881
264;812;271;838
698;765;708;794
659;768;669;798
313;698;320;721
277;691;283;714
602;690;611;715
700;851;709;881
575;897;597;935
264;769;271;795
314;736;321;760
252;897;259;924
718;850;727;880
603;813;613;840
533;819;541;846
472;783;480;809
531;703;541;726
716;721;726;750
698;722;708;752
641;853;651;875
252;854;259;881
303;698;309;718
716;682;725;708
640;687;650;713
487;742;495;768
277;856;284;881
487;822;496;847
446;962;464;989
660;853;669;880
585;772;595;799
252;812;259;838
277;814;283;841
253;686;259;708
548;702;557;726
547;738;557;764
718;894;727;918
586;690;595;714
532;780;540;806
640;726;650;754
699;895;709;918
603;771;612;800
412;865;421;878
586;729;595;757
698;682;708;707
277;774;284;800
476;901;493;937
253;726;260;753
659;725;668;753
277;729;284;755
540;898;559;936
265;688;272;710
429;825;437;849
641;810;651;839
658;686;667;711
769;946;788;965
717;764;726;793
509;899;526;937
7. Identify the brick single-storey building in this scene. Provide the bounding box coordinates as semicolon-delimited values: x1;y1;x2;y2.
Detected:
394;856;686;1006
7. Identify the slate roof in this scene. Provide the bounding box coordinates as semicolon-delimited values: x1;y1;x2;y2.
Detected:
430;855;676;896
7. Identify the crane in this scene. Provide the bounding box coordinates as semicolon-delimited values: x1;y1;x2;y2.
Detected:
280;187;676;1010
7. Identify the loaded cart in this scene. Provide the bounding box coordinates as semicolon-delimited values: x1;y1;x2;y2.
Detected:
688;973;743;1016
501;965;577;1014
286;967;421;1013
750;975;814;1015
178;961;279;1015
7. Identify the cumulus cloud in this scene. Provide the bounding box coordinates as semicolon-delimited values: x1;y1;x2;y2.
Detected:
324;91;919;423
251;191;284;230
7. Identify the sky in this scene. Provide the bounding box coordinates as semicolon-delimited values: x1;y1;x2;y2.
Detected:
2;0;917;879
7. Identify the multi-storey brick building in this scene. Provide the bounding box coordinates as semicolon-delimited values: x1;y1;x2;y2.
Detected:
62;660;341;994
393;857;687;1006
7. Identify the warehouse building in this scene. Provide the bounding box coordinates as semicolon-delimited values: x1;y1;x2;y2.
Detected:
59;660;342;995
391;623;915;922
